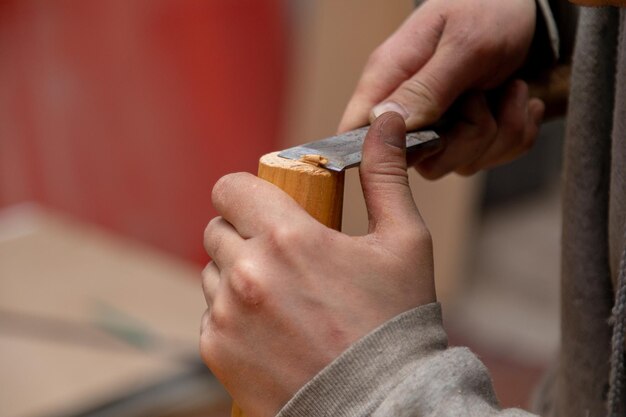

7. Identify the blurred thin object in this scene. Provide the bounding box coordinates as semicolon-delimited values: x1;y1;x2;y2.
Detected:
0;306;230;416
92;300;193;361
47;363;230;417
0;304;196;366
0;308;143;353
0;205;221;417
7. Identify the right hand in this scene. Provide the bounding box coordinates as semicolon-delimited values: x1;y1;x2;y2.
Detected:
339;0;545;179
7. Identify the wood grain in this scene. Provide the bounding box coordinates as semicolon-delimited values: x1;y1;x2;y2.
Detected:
257;152;345;230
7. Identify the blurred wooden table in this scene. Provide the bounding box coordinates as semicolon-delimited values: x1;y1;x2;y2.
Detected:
0;205;226;417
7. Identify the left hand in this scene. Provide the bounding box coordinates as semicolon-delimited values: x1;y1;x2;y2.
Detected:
200;112;436;417
338;0;544;179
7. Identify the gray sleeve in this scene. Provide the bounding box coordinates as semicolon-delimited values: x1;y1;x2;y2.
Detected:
276;303;537;417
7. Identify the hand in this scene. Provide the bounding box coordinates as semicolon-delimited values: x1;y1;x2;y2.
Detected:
339;0;545;179
200;113;435;417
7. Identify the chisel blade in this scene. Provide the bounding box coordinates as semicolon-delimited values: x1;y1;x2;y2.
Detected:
277;126;440;172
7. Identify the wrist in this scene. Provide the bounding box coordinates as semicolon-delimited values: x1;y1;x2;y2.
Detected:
276;303;446;417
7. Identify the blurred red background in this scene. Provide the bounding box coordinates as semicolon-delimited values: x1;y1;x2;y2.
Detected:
0;2;559;411
0;0;288;264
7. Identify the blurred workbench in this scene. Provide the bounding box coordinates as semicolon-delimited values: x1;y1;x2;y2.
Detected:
0;204;229;417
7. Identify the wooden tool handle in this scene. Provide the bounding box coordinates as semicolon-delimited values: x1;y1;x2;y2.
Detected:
528;64;571;120
231;151;345;417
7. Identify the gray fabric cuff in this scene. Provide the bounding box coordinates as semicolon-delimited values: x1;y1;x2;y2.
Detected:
275;302;446;417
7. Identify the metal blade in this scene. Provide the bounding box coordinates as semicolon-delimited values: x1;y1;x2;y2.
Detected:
277;126;439;172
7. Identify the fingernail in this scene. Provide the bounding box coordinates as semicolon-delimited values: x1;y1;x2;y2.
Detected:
371;101;409;121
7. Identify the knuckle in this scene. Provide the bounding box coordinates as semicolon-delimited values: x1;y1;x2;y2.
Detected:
200;308;211;336
201;263;216;293
203;219;213;240
203;218;223;258
451;25;497;59
402;76;439;106
204;217;218;243
267;224;303;253
211;172;253;206
211;174;233;205
399;76;443;120
207;298;231;332
228;259;266;307
447;25;502;71
201;264;209;286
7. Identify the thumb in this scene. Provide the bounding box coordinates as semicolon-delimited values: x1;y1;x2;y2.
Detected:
360;112;423;236
370;42;475;131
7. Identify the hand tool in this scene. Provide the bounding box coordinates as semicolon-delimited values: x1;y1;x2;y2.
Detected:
277;126;439;172
231;125;439;417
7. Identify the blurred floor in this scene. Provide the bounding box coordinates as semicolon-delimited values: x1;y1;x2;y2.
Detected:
0;204;230;417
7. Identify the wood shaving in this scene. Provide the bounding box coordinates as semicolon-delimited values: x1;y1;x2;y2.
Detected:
300;154;329;167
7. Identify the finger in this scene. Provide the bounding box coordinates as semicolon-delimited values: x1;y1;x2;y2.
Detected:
204;217;245;267
199;308;210;338
406;138;446;167
359;112;423;236
463;80;529;170
338;4;447;133
486;97;543;167
371;37;482;131
524;98;545;148
211;173;311;238
202;261;220;306
416;92;497;180
459;81;544;173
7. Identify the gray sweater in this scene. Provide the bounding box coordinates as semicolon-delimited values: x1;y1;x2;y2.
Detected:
277;3;626;417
